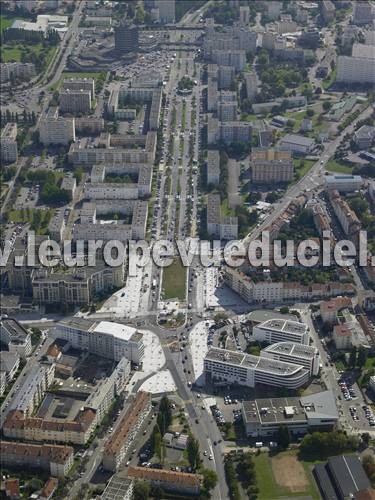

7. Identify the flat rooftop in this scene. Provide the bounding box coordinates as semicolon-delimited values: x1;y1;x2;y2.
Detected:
205;347;304;375
258;319;308;335
263;342;318;360
242;390;338;425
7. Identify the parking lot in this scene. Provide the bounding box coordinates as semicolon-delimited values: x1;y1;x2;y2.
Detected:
337;373;375;431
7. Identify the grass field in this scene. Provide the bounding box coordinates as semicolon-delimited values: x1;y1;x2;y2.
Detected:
326;159;354;174
293;158;316;181
254;451;320;500
1;42;57;66
49;71;106;92
162;258;187;301
0;14;27;33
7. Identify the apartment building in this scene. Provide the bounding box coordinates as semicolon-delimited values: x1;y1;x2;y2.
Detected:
244;71;257;101
0;442;74;477
72;222;132;243
80;202;97;224
251;148;293;184
207;194;238;241
89;163;152;196
207;150;220;186
0;62;36;82
218;65;235;89
68;132;156;165
1;123;18;164
9;361;55;416
86;183;139;200
62;77;95;96
239;5;250;25
337;44;375;84
211;50;246;71
0;373;6;397
108;86;162;131
61;176;76;197
102;392;151;471
55;318;145;364
218;91;237;122
128;467;202;496
224;267;355;304
4;358;129;445
332;324;352;349
220;121;252;144
207;77;218;112
31;264;124;306
353;1;374;25
155;0;175;23
261;342;320;376
75;117;104;135
59;89;92;114
242;390;338;437
39;107;75;145
74;201;148;241
204;347;310;389
253;319;309;346
276;15;298;34
329;190;361;243
4;407;96;446
0;318;32;358
204;27;257;57
325;174;363;193
320;296;352;324
321;0;335;23
0;352;20;384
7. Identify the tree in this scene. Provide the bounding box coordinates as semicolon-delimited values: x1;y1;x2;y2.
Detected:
357;346;368;368
363;455;375;484
306;108;315;117
201;468;218;493
349;346;357;368
186;433;200;470
276;425;291;449
237;452;256;487
28;478;44;492
159;396;172;431
133;480;150;500
279;306;290;315
361;432;370;447
299;431;358;459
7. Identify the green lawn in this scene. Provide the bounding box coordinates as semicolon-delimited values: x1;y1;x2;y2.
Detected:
254;451;320;500
293;158;316;181
0;14;27;33
7;208;54;235
221;198;235;217
323;68;337;90
1;42;57;66
335;359;347;372
162;258;187;301
49;71;107;92
326;159;354;174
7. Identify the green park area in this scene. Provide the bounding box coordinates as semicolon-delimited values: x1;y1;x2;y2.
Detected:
1;41;57;66
161;258;187;301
